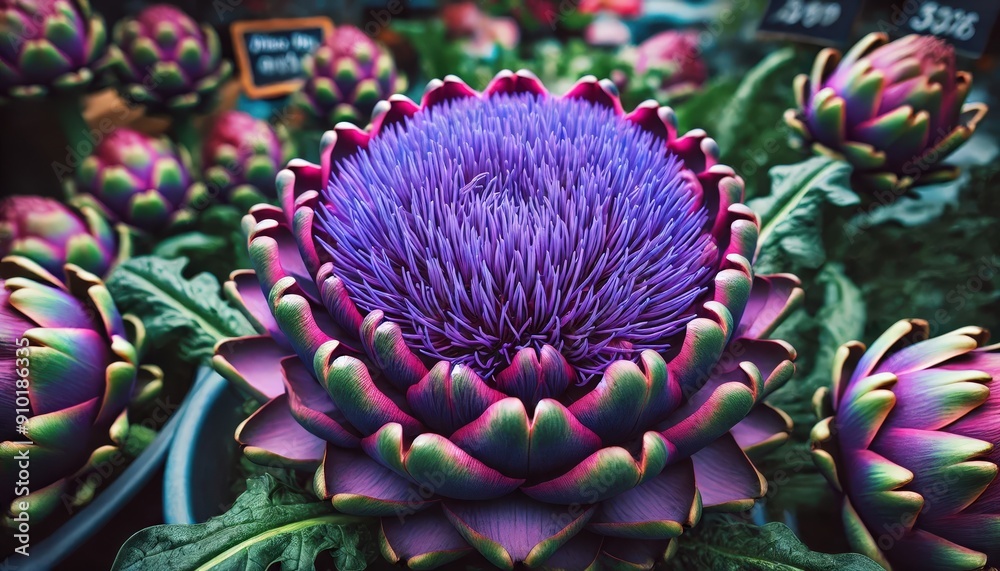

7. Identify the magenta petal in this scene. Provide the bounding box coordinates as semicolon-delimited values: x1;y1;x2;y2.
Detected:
691;433;766;511
483;69;547;97
494;346;572;410
226;270;289;346
421;75;479;108
735;274;803;340
737;338;797;397
406;362;506;436
236;395;326;468
443;493;596;570
658;368;757;458
318;446;435;516
589;459;698;539
380;508;474;569
282;356;360;447
730;404;792;455
214;335;291;401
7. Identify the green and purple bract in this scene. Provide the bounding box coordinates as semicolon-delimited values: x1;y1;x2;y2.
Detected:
217;71;802;569
0;257;139;529
107;3;231;114
293;25;405;128
202;110;287;205
786;33;988;195
0;195;127;279
70;127;196;232
812;319;1000;571
0;0;109;100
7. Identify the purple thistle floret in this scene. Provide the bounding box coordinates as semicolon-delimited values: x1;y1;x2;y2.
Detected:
217;72;804;569
318;94;714;379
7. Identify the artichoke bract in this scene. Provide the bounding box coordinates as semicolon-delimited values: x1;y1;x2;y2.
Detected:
108;3;231;114
1;257;139;529
786;33;988;196
634;30;707;97
70;127;196;232
0;0;109;100
812;319;999;571
216;71;802;569
202;111;287;205
293;25;404;127
0;196;127;279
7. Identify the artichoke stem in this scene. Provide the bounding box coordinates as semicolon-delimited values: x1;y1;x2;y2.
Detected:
172;112;201;172
55;97;94;163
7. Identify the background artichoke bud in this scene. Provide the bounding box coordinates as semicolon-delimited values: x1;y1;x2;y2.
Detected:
200;111;290;208
633;30;707;98
812;319;999;570
0;258;142;531
107;3;231;115
0;195;129;280
786;33;988;197
68;127;198;233
0;0;110;101
293;25;405;128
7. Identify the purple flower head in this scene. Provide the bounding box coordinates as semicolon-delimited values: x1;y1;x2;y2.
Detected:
73;127;195;232
0;195;125;279
0;258;138;529
109;3;231;113
787;33;988;196
217;71;802;569
0;0;109;99
812;319;1000;571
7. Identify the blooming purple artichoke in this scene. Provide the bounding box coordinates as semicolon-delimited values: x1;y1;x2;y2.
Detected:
812;319;999;570
202;111;287;205
216;71;802;569
634;30;707;97
294;25;405;127
0;195;127;279
70;127;196;232
108;4;231;114
0;0;109;100
786;33;988;195
1;256;139;528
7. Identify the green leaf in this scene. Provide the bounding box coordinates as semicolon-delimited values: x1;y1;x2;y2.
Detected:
106;256;255;365
710;47;813;199
665;517;883;571
112;475;376;571
674;76;742;130
750;157;858;275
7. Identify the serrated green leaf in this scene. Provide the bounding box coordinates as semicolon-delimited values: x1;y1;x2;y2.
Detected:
750;157;859;275
112;475;375;571
106;256;255;364
665;517;882;571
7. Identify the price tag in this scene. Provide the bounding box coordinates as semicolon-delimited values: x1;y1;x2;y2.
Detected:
231;17;334;99
884;0;1000;57
758;0;867;46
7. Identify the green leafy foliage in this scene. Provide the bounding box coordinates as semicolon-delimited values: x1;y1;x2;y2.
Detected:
665;517;883;570
112;475;375;571
842;164;1000;340
106;256;255;365
750;157;858;276
154;205;253;284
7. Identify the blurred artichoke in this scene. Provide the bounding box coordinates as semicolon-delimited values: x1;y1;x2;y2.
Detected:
217;71;802;569
786;33;988;196
202;111;288;206
0;257;142;529
812;319;999;570
634;30;706;97
293;25;404;127
107;3;231;114
70;127;197;232
0;195;127;279
0;0;109;100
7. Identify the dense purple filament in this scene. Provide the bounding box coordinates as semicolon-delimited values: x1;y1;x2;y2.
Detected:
317;93;717;379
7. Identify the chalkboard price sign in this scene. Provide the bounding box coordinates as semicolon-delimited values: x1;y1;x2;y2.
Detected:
884;0;1000;57
232;17;334;99
758;0;866;46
